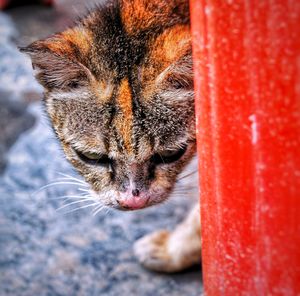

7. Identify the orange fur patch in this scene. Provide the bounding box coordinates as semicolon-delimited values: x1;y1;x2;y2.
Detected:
141;24;191;97
62;27;92;55
116;79;133;152
45;27;92;57
150;25;190;71
121;0;160;34
121;0;188;35
92;80;113;104
45;37;73;56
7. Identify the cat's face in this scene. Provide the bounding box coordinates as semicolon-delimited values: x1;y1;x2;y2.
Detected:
22;1;195;210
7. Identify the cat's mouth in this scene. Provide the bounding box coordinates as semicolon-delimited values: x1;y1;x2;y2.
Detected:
115;190;151;210
90;189;167;211
115;195;151;211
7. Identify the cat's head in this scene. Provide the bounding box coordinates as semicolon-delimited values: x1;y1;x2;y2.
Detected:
21;0;195;210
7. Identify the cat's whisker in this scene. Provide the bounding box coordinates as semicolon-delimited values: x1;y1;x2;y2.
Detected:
157;152;166;165
33;181;89;196
63;202;99;214
78;188;90;193
172;190;197;196
91;204;101;214
171;194;195;200
92;204;107;216
56;172;87;185
91;203;100;212
172;188;197;193
56;198;95;211
49;194;92;201
55;177;87;186
177;170;198;181
172;188;196;194
173;183;198;190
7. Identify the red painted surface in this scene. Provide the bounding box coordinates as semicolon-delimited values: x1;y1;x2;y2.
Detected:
190;0;300;295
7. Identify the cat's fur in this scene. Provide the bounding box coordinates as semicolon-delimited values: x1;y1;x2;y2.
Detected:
21;0;201;272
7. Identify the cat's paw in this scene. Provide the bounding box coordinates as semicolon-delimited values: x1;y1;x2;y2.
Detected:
134;230;179;273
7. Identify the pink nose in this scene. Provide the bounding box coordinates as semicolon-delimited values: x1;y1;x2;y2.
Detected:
117;193;148;210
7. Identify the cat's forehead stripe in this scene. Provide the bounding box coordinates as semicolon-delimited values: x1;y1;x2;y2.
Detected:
41;27;92;60
61;27;92;56
116;78;133;152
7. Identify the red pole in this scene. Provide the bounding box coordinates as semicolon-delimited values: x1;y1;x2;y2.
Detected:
190;1;300;295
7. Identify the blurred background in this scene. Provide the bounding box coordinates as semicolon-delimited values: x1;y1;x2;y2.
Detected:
0;1;202;295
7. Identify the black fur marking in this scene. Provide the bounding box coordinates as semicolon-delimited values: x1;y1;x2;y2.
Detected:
88;3;147;79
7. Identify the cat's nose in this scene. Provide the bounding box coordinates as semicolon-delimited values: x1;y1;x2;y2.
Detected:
132;189;140;196
117;191;148;210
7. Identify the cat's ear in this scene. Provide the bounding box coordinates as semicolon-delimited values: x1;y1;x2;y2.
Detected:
166;54;193;90
20;34;91;90
156;53;193;91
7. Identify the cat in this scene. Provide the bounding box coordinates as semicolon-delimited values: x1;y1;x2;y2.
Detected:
21;0;201;272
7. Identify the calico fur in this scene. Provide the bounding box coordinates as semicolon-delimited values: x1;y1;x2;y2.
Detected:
21;0;201;272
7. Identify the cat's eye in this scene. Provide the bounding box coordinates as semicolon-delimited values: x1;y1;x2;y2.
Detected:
151;146;187;165
170;79;185;90
75;149;111;166
166;75;192;90
67;81;80;89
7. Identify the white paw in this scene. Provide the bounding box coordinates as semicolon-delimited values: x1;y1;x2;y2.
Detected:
134;230;179;273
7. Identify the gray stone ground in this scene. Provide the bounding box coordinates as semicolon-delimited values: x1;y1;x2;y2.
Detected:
0;3;202;296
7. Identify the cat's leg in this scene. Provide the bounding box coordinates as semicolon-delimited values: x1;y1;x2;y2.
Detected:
134;203;201;273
